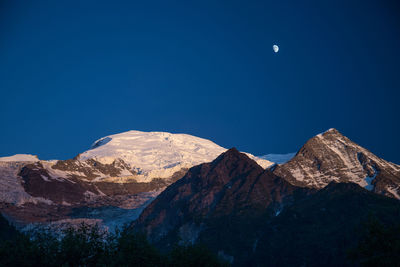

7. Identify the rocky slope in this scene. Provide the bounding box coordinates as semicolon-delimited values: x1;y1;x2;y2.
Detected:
273;128;400;199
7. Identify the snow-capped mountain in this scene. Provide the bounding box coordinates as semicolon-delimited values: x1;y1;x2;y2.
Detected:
273;128;400;199
0;131;272;205
0;130;272;229
77;130;273;181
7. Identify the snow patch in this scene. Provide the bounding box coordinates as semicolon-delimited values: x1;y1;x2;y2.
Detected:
40;174;50;182
275;208;282;216
259;153;296;164
364;167;378;191
386;186;400;199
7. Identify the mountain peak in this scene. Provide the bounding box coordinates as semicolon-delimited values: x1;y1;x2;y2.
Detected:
273;129;400;199
214;147;246;162
325;128;339;133
209;147;264;174
317;128;342;138
226;147;240;153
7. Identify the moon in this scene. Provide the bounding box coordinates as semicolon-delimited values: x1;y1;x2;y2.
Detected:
273;44;279;53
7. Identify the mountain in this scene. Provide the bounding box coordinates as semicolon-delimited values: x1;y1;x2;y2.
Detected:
273;128;400;199
132;148;307;247
2;126;400;248
0;130;271;229
132;148;400;266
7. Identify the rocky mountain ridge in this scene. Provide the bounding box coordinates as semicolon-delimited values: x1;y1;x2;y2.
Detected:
274;128;400;199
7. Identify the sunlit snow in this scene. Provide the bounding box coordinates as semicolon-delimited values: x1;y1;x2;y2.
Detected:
78;130;273;180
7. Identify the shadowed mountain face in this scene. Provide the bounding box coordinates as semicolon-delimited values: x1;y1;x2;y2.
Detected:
273;128;400;199
133;147;400;266
251;182;400;267
132;149;309;256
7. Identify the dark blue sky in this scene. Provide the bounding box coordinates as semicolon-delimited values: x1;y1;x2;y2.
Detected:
1;0;399;163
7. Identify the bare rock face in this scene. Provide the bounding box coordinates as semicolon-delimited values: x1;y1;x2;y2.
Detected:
0;157;186;229
15;158;177;206
19;162;99;205
133;148;305;245
51;158;135;180
273;128;400;199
